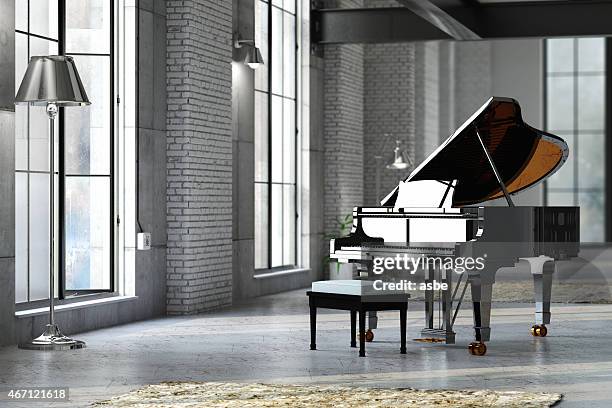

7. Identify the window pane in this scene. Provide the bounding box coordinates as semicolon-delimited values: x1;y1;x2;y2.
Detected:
547;191;574;207
65;0;111;54
29;35;58;57
65;55;111;175
15;33;28;96
29;0;58;39
283;12;295;98
15;173;28;303
272;0;282;8
282;184;295;265
578;38;605;72
577;75;605;131
28;105;59;172
284;0;295;14
547;76;574;131
271;184;283;267
254;183;269;269
29;173;50;301
547;38;574;73
578;191;604;242
255;92;269;182
578;133;604;190
271;95;283;183
254;1;269;92
547;134;574;190
15;0;27;32
29;38;59;172
283;99;295;183
65;177;111;290
271;7;283;95
15;105;28;171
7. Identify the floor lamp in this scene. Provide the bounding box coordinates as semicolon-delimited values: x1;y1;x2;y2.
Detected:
15;56;90;350
373;135;413;203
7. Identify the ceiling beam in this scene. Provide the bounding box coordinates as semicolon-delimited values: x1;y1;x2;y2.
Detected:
448;0;612;39
312;1;612;44
396;0;480;40
311;7;453;44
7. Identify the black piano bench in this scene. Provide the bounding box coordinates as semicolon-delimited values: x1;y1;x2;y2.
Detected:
307;291;409;357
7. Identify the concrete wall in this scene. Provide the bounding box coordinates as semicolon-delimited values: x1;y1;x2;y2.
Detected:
0;0;16;347
134;0;168;317
166;0;234;313
1;1;168;346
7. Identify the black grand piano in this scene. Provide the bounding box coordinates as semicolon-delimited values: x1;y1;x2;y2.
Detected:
329;97;579;356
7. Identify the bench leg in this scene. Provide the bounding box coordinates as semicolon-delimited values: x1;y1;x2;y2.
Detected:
359;310;366;357
310;305;317;350
351;310;357;348
400;307;407;354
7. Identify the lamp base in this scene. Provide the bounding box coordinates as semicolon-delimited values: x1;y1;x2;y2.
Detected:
18;324;86;351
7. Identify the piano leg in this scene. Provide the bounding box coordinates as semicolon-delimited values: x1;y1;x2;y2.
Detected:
425;265;434;330
365;261;378;334
470;277;492;343
442;267;454;343
368;312;378;331
519;256;555;337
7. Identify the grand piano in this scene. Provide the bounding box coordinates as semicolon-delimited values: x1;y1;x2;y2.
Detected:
329;97;579;356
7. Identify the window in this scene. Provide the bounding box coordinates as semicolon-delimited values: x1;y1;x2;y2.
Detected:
545;38;606;243
15;0;114;303
254;0;298;269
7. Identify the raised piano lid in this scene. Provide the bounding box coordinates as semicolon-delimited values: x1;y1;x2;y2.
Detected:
381;97;569;207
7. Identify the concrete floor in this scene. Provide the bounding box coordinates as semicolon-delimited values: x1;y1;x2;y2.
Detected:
1;289;612;407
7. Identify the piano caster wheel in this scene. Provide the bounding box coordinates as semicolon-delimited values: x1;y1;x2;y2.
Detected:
468;342;487;356
359;329;374;342
531;324;548;337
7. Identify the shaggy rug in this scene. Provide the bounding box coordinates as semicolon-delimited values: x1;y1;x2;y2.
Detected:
93;382;561;407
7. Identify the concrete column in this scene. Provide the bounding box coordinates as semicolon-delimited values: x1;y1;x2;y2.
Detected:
0;0;15;346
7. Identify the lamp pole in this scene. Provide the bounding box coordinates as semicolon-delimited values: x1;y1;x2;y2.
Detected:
47;103;57;332
374;155;383;204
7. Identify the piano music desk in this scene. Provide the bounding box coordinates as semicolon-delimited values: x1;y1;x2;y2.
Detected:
307;290;409;357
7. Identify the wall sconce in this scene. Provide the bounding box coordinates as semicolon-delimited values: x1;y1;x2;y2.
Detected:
234;34;264;69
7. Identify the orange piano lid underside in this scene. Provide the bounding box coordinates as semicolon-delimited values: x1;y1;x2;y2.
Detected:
487;137;565;201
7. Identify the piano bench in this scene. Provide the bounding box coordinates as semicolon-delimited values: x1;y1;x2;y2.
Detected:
307;291;409;357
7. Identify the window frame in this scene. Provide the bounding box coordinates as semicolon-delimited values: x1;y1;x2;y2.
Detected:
14;0;116;303
254;0;299;271
60;0;115;297
543;37;607;243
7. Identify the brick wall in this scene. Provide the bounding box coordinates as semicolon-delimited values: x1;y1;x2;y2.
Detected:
323;0;365;235
363;42;416;206
166;0;234;314
323;41;364;232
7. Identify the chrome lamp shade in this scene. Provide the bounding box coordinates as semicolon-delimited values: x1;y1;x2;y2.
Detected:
245;47;264;69
15;55;90;106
